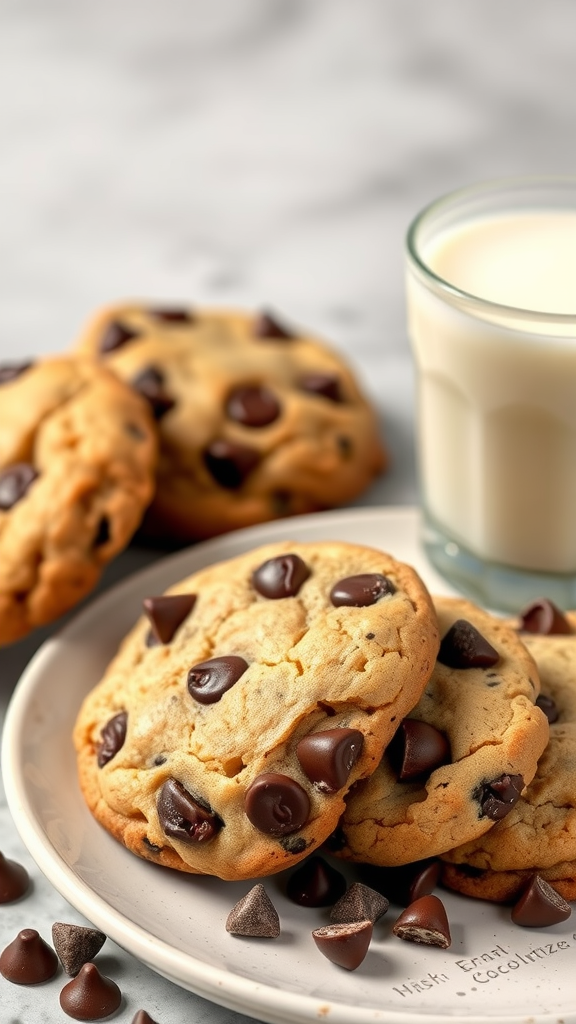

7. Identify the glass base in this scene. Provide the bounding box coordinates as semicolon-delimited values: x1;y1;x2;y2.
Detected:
422;514;576;614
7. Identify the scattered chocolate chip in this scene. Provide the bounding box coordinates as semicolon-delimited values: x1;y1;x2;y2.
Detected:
131;1013;159;1024
203;440;260;488
366;859;442;907
518;597;571;635
0;463;38;510
187;655;248;704
387;719;450;781
131;366;175;419
92;516;110;548
392;894;451;948
296;728;363;792
97;712;127;768
0;361;33;384
0;851;30;903
476;773;524;820
299;373;343;402
226;384;280;427
51;923;106;977
149;307;193;323
536;693;559;724
312;919;373;970
226;883;280;937
253;311;293;340
157;778;222;844
99;321;140;353
0;928;59;984
438;619;499;669
286;856;346;908
330;573;396;607
245;773;310;836
59;962;121;1020
330;882;389;924
143;593;197;645
511;874;571;927
252;553;311;599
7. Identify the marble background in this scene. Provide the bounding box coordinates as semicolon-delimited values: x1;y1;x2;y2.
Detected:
1;2;576;1021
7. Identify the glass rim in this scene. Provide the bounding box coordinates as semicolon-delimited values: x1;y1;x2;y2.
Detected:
406;174;576;324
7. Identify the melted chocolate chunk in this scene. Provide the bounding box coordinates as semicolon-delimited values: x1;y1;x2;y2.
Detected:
59;962;121;1019
226;883;280;937
92;516;110;548
51;923;106;977
157;778;222;843
149;307;193;323
387;720;450;781
536;693;559;724
226;385;280;427
142;837;162;854
476;773;524;820
518;597;571;635
253;311;293;340
296;728;363;792
203;440;260;488
359;859;441;907
252;553;311;599
511;874;571;927
244;773;310;836
330;573;396;607
330;882;389;925
312;920;373;971
143;593;196;645
0;361;33;384
286;856;346;908
0;463;38;510
0;928;59;984
131;365;175;419
299;373;342;402
438;619;499;669
0;851;30;903
97;712;127;768
187;655;248;704
392;894;451;948
99;320;140;353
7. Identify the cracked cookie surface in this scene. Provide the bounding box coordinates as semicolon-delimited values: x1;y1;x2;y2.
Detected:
73;539;439;880
73;303;387;543
0;356;157;645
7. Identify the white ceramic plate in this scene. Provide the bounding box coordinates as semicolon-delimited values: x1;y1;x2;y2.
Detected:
3;507;576;1024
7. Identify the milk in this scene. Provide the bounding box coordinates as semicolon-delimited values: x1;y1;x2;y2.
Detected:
407;208;576;574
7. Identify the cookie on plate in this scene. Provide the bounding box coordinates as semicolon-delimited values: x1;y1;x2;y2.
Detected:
73;303;387;543
0;356;157;645
73;540;439;880
442;601;576;902
334;596;549;867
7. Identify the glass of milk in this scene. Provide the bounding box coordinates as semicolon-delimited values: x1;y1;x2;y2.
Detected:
406;176;576;611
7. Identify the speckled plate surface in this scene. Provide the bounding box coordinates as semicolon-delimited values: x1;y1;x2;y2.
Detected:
3;507;576;1024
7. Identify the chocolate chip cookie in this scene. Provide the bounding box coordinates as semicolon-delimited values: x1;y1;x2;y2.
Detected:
73;303;387;543
442;602;576;902
73;540;439;880
335;596;549;867
0;356;157;645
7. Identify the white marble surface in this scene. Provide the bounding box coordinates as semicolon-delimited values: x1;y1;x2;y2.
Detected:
1;2;576;1021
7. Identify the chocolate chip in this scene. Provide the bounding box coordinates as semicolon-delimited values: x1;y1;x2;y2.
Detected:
358;859;441;907
392;894;451;948
0;851;30;903
252;553;311;599
131;1012;160;1024
157;778;222;843
438;619;499;669
226;883;280;937
536;693;559;724
131;365;175;419
226;385;280;427
286;856;346;907
518;597;571;635
51;923;106;977
337;436;353;459
0;361;33;384
0;463;38;510
299;373;342;402
476;773;524;820
99;320;140;353
148;307;193;323
511;874;571;927
279;835;309;855
203;440;260;488
296;728;363;792
187;655;248;704
0;928;59;984
59;962;121;1019
330;573;396;607
312;920;373;970
92;516;110;548
322;826;347;853
244;772;310;836
387;719;450;781
330;882;389;924
97;712;127;768
143;593;197;645
253;311;293;340
142;837;162;854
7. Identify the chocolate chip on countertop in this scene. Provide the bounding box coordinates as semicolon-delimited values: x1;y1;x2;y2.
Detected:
131;1012;160;1024
0;928;59;984
330;573;396;607
203;440;260;488
438;619;499;669
330;882;389;925
187;655;248;704
244;773;310;836
312;919;373;970
157;778;222;844
59;962;121;1019
252;553;311;599
99;321;140;353
511;874;572;927
0;463;38;510
286;856;346;908
359;859;441;907
0;851;30;903
253;311;293;339
226;883;280;937
51;923;106;977
143;593;197;645
476;773;524;820
392;894;451;948
226;384;280;427
97;712;127;768
518;597;572;635
296;728;363;792
387;719;450;782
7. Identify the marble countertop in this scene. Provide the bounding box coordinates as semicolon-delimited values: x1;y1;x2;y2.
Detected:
2;2;576;1021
